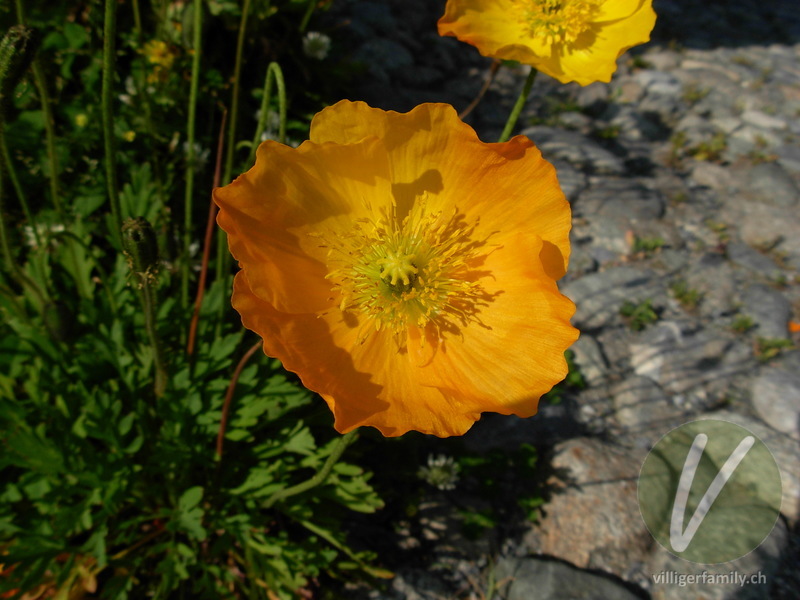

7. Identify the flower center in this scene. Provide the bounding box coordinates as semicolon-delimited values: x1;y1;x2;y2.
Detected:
377;251;418;291
320;197;491;344
513;0;600;45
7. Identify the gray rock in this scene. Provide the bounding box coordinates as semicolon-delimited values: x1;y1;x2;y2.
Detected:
550;158;586;202
607;104;667;141
742;284;791;339
353;38;414;82
696;410;800;523
751;353;800;440
524;437;652;577
574;81;609;113
745;162;800;207
567;242;598;277
578;178;665;221
685;253;738;318
648;518;788;600
776;143;800;175
741;109;789;131
690;162;732;192
582;214;633;257
629;321;752;394
385;568;451;600
493;556;644;600
520;126;626;175
612;376;682;438
571;334;608;387
719;193;800;264
635;70;683;96
562;267;664;330
726;242;781;275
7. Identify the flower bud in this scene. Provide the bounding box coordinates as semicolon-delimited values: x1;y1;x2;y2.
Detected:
122;217;159;277
0;26;39;117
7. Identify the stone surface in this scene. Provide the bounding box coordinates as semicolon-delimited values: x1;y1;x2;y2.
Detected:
526;437;653;577
493;557;645;600
697;411;800;523
326;2;800;597
648;518;788;600
562;267;664;330
751;353;800;440
742;284;792;339
629;322;752;395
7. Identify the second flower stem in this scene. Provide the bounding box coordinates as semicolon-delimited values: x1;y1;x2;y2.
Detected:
497;67;537;143
263;430;358;509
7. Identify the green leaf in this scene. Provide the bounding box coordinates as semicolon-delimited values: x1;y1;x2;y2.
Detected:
178;486;203;512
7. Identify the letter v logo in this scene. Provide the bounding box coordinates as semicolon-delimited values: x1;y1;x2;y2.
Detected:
669;433;755;552
638;419;782;563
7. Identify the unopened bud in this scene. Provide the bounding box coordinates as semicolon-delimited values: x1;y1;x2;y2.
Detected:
0;26;39;116
122;217;159;277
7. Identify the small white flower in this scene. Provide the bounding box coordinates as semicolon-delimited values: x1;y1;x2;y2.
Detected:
23;223;66;250
302;31;331;60
182;141;210;169
418;454;460;491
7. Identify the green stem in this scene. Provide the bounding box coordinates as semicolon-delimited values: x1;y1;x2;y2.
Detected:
0;130;39;248
298;0;316;33
497;67;537;143
141;275;167;397
31;61;61;215
102;0;123;243
0;123;47;308
215;0;252;329
181;0;204;308
13;0;61;214
131;0;168;222
222;0;251;186
263;430;358;509
246;61;286;167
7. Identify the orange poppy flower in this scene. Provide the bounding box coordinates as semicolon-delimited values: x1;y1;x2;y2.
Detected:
214;101;578;437
438;0;657;86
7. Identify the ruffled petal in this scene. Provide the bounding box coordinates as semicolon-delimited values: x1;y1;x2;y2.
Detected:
436;0;656;86
412;233;579;417
215;136;393;313
542;1;657;85
233;271;482;437
310;102;571;278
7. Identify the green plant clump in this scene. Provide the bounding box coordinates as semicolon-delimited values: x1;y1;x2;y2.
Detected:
0;0;385;597
620;298;660;331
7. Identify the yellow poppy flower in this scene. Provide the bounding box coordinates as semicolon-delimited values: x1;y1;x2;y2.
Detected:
438;0;657;86
214;101;578;437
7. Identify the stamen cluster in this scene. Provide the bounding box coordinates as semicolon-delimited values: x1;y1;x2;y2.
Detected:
321;197;489;343
513;0;600;45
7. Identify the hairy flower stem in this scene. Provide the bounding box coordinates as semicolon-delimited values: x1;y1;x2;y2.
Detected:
181;0;204;309
247;61;287;166
263;430;358;509
123;218;167;397
141;276;167;398
497;67;537;143
102;0;123;244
